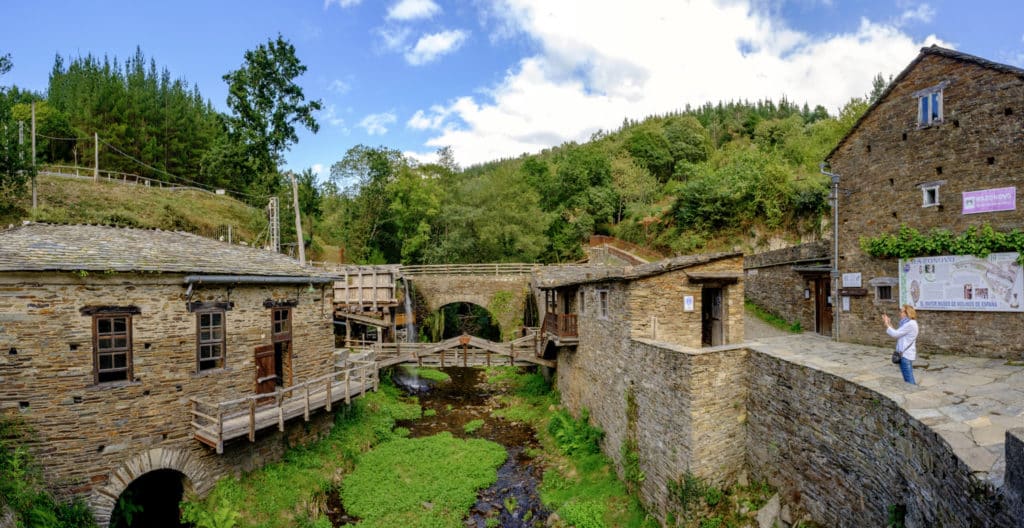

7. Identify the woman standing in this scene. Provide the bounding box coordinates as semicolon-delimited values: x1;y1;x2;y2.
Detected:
883;304;919;385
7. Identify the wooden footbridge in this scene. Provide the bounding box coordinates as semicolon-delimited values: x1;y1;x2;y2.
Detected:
374;331;555;369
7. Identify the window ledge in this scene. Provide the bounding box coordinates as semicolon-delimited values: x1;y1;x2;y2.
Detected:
87;380;142;391
193;367;234;378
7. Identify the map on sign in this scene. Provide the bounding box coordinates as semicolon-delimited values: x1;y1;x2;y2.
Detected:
900;253;1023;312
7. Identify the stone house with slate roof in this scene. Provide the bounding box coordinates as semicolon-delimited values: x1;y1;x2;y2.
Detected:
825;45;1024;359
0;223;339;525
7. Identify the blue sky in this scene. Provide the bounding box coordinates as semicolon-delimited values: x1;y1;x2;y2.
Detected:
2;0;1022;180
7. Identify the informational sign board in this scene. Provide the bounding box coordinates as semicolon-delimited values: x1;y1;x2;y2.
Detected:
962;187;1016;214
842;273;862;288
683;295;694;312
899;253;1023;312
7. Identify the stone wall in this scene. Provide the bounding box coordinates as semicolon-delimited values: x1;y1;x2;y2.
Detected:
628;256;745;348
743;242;830;333
829;51;1024;359
410;273;531;339
0;271;337;524
746;351;1018;527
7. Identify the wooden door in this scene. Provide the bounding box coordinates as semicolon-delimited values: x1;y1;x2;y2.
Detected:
254;344;277;396
701;288;723;347
815;277;832;337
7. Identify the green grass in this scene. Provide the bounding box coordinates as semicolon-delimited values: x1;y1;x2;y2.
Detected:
400;366;451;383
4;174;265;243
744;299;802;333
340;433;507;528
183;383;420;527
463;419;485;435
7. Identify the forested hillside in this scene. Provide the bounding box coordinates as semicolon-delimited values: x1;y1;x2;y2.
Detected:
320;97;870;264
2;43;876;265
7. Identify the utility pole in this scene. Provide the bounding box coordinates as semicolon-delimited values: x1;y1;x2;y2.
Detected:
267;197;280;253
289;171;306;265
820;163;841;342
93;132;99;182
31;102;36;210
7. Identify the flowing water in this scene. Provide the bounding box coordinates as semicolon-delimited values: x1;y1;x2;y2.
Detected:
327;366;549;527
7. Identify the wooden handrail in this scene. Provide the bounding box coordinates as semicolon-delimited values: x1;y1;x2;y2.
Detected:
399;263;538;276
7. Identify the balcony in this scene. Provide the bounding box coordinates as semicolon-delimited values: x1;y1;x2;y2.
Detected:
190;351;378;454
542;313;578;346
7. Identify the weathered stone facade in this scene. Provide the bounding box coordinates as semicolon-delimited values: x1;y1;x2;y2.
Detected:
743;242;830;334
408;273;532;339
0;272;337;524
828;46;1024;358
746;351;1018;528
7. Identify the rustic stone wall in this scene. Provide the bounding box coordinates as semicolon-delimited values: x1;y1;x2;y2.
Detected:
746;351;1017;528
743;242;829;333
628;256;745;348
829;51;1024;358
0;271;337;524
409;274;531;339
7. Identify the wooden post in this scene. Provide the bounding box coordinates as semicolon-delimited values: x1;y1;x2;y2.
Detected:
345;370;352;404
326;376;333;412
304;384;310;421
247;400;256;442
93;132;99;182
463;342;468;367
486;350;491;367
440;349;445;368
276;391;285;432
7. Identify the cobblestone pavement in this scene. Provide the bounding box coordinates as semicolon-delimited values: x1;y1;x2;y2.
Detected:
746;332;1024;487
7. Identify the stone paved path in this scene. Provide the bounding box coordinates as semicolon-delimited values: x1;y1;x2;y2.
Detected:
746;333;1024;488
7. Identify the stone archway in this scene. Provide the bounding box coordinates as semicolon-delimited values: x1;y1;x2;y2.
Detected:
91;447;211;527
410;276;529;340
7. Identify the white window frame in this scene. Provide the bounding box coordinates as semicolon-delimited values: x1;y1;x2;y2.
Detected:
918;180;944;208
913;81;949;127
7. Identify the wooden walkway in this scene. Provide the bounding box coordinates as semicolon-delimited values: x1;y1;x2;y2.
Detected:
190;354;379;454
378;333;555;368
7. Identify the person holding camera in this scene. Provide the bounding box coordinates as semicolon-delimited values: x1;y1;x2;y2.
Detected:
883;304;919;385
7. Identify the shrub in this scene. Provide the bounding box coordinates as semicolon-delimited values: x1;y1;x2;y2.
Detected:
548;408;604;456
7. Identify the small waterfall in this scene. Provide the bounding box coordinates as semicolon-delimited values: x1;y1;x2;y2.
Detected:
402;279;417;343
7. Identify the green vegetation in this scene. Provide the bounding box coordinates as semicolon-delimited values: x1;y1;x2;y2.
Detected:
181;383;420;527
462;419;485;435
484;368;655;528
861;223;1024;264
667;473;784;528
340;433;506;528
400;366;451;383
0;416;96;527
744;300;802;333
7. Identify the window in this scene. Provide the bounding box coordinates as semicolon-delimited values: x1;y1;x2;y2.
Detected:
918;180;944;207
94;314;132;383
914;81;947;127
197;311;225;371
869;277;898;303
597;288;609;319
272;308;291;339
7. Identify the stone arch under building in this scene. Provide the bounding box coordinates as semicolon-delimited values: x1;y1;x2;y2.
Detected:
91;447;212;527
408;275;532;340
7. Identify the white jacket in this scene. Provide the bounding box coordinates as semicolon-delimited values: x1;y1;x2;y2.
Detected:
887;320;919;360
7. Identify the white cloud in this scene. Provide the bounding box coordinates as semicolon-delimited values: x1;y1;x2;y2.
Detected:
387;0;441;21
323;0;360;9
312;164;326;178
897;3;935;25
378;27;413;52
329;79;351;95
359;112;398;135
411;0;948;166
321;104;347;127
405;30;469;65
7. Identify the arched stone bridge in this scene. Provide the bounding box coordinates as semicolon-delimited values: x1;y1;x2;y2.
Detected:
399;263;539;339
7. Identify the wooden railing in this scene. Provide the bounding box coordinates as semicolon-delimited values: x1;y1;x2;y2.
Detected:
377;332;551;367
543;313;578;339
399;263;538;276
190;352;378;454
38;164;218;195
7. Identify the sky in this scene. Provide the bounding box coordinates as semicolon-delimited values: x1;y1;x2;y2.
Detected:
2;0;1023;181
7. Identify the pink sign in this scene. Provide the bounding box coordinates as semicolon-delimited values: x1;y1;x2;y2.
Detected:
962;187;1016;214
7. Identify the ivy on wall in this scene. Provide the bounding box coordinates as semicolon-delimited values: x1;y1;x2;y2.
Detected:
860;224;1024;264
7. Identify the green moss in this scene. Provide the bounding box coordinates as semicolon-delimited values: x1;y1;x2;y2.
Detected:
463;419;485;435
341;433;506;528
401;366;451;383
744;299;802;332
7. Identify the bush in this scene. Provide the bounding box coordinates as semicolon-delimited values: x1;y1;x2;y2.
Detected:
548;408;604;456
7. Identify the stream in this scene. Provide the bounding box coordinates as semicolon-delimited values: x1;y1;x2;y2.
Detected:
327;366;549;527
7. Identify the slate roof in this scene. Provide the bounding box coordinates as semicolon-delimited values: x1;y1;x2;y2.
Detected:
535;252;741;288
0;223;330;279
825;45;1024;162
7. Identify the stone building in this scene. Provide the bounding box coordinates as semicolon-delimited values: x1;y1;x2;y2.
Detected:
0;223;353;526
743;241;832;336
826;45;1024;358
